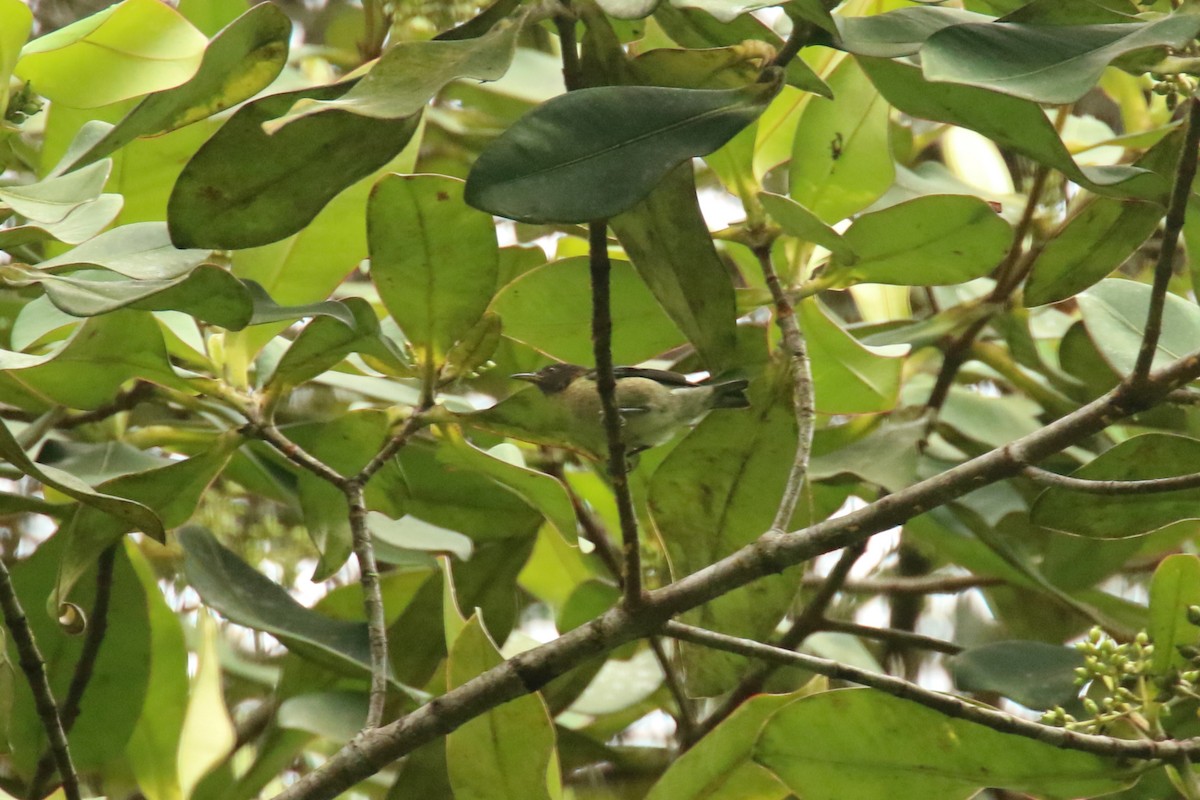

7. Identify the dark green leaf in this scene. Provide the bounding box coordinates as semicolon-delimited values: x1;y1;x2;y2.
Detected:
465;78;781;223
1024;198;1163;306
922;16;1200;104
62;3;291;171
949;641;1083;709
168;83;421;248
610;162;739;371
859;56;1166;201
825;7;992;58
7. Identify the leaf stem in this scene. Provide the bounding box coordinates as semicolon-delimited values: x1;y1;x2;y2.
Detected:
1132;96;1200;382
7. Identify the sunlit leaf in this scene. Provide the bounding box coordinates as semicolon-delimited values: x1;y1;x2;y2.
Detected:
1148;555;1200;675
16;0;207;108
801;299;905;414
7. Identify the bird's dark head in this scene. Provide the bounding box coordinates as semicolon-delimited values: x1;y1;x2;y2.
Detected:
511;363;590;395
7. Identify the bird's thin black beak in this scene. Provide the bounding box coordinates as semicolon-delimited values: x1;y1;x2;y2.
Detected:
511;373;539;383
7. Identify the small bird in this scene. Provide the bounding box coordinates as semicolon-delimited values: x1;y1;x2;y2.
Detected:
511;363;750;454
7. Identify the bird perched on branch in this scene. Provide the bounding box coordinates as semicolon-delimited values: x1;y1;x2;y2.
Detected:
511;363;750;454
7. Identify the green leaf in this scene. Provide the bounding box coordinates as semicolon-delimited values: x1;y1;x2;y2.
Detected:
15;0;207;109
491;256;683;365
671;0;780;23
179;526;410;685
0;158;110;223
801;299;905;414
265;11;523;130
0;196;123;248
790;56;893;224
446;616;558;800
645;691;795;800
652;3;830;97
858;56;1166;201
1031;434;1200;539
597;0;660;18
610;162;739;371
1148;554;1200;674
8;537;151;776
465;78;781;223
437;435;578;541
825;7;992;58
266;298;405;395
369;513;474;563
832;195;1011;285
1078;279;1200;375
368;174;498;361
61;3;292;171
52;434;238;614
1024;198;1163;306
649;366;803;696
3;263;253;329
37;221;212;279
125;542;189;800
0;0;31;112
0;417;162;538
755;689;1136;800
277;691;367;743
949;641;1083;709
168;83;421;249
758;191;856;260
922;15;1200;105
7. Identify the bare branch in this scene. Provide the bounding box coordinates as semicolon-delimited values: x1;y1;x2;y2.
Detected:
0;558;80;800
346;481;389;728
1023;465;1200;495
803;572;1001;595
1133;96;1200;381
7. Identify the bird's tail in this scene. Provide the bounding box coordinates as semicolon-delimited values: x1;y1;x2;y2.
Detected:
708;379;750;409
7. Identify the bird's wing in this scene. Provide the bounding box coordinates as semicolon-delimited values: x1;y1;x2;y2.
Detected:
607;366;694;386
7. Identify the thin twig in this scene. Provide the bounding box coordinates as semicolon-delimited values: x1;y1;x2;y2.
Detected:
1023;465;1200;495
693;542;864;742
802;572;1002;595
925;162;1053;415
1132;96;1200;382
356;411;429;484
27;546;116;799
819;619;963;655
754;245;816;533
553;2;581;91
769;20;813;70
240;420;347;488
346;481;388;727
648;637;696;743
0;558;80;800
269;346;1200;800
663;621;1155;757
589;221;643;605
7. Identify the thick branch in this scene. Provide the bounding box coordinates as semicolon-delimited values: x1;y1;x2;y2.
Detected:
271;349;1200;800
0;558;80;800
1133;96;1200;380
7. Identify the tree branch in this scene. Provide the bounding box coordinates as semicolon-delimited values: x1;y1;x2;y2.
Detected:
819;619;963;655
588;220;643;605
802;572;1001;595
0;557;80;800
663;620;1185;758
1133;96;1200;381
693;542;864;742
27;545;116;800
346;481;388;728
1023;465;1200;495
753;245;815;534
270;347;1200;800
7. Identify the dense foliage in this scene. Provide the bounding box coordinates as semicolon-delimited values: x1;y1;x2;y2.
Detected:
6;0;1200;798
